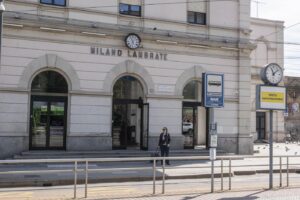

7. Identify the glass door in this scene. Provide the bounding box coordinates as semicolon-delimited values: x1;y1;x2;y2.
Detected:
112;104;128;149
31;100;48;148
141;103;149;150
256;112;266;140
182;106;195;149
30;96;67;150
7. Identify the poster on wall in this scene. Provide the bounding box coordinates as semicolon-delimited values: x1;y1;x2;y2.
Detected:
203;73;224;108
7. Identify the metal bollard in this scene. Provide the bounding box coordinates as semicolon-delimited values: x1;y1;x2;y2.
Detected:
211;160;214;193
229;158;232;190
153;159;156;195
280;157;282;187
287;157;289;187
74;161;77;199
162;158;166;194
221;159;224;191
85;161;88;198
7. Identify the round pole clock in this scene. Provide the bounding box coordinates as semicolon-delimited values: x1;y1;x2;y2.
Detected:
125;33;141;49
260;63;283;86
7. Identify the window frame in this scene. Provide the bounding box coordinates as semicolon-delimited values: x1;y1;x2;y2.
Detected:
40;0;67;7
119;3;142;17
187;11;206;25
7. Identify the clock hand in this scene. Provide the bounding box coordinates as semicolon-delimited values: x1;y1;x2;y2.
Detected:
273;70;279;75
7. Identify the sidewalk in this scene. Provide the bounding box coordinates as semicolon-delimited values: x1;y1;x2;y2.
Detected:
1;176;300;200
119;188;300;200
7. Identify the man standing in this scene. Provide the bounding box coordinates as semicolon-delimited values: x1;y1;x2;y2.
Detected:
158;127;171;165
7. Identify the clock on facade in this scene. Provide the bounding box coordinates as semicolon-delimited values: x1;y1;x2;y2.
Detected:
261;63;283;86
125;33;141;49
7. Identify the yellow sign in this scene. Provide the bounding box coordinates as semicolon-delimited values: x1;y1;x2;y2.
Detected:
261;92;285;103
257;85;286;110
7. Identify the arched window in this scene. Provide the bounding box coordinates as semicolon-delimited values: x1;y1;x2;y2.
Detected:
31;71;68;93
113;76;144;99
183;80;202;101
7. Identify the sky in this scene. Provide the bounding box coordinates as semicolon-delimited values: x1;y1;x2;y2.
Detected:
251;0;300;77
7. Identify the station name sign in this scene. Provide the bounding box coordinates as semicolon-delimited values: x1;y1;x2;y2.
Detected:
90;47;168;61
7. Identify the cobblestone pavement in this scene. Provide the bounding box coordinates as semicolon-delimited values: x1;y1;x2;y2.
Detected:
118;188;300;200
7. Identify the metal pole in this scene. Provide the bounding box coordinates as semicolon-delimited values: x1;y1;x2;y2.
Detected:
153;159;156;195
162;158;165;194
221;158;224;191
85;161;88;198
280;157;282;187
74;161;77;199
229;158;232;190
0;0;3;68
211;160;214;193
269;110;273;189
287;157;289;187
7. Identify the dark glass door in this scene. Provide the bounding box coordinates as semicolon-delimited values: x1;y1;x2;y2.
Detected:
112;103;128;149
30;96;67;150
256;112;266;140
112;100;149;150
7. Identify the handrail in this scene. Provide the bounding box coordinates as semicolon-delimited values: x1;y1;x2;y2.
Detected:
0;155;299;199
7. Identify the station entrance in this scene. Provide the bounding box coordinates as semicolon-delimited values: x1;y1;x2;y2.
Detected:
112;76;149;150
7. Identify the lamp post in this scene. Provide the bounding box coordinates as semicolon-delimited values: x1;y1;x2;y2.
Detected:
0;0;5;67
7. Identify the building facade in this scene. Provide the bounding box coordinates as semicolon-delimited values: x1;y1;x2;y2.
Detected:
0;0;284;158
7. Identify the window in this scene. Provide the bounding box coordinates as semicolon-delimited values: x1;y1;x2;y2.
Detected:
183;80;202;101
119;3;141;17
40;0;66;7
31;71;68;93
187;11;206;25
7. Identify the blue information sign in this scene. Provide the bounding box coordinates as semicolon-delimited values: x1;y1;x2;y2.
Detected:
203;73;224;108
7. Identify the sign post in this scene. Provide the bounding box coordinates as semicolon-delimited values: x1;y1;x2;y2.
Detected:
257;85;286;189
203;73;224;193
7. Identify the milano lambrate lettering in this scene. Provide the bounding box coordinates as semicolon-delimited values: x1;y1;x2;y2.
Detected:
90;47;168;61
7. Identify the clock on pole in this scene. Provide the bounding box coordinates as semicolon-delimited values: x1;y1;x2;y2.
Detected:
260;63;283;86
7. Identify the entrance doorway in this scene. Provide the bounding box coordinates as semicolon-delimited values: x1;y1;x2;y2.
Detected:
30;71;68;150
182;80;208;149
112;76;149;150
256;112;266;140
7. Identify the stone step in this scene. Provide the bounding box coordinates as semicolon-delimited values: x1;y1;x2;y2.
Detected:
13;149;227;160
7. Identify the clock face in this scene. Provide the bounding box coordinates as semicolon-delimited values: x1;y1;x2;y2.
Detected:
125;34;141;49
264;64;283;85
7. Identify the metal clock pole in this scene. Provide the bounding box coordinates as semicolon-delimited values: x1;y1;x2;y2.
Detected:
269;109;273;189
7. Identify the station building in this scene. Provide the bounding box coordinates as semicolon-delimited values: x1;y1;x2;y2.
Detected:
0;0;284;158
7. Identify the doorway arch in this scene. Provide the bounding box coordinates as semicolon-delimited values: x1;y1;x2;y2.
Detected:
30;71;68;150
112;76;149;150
182;80;208;149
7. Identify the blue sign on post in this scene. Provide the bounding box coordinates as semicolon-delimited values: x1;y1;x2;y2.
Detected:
203;73;224;108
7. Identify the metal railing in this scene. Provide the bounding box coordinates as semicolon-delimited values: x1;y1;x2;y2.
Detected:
0;155;299;199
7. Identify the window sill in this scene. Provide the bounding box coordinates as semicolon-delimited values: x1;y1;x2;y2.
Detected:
119;13;142;18
187;22;207;27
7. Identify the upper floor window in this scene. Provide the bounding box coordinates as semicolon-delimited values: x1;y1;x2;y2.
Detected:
188;11;206;25
40;0;66;7
119;3;141;17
